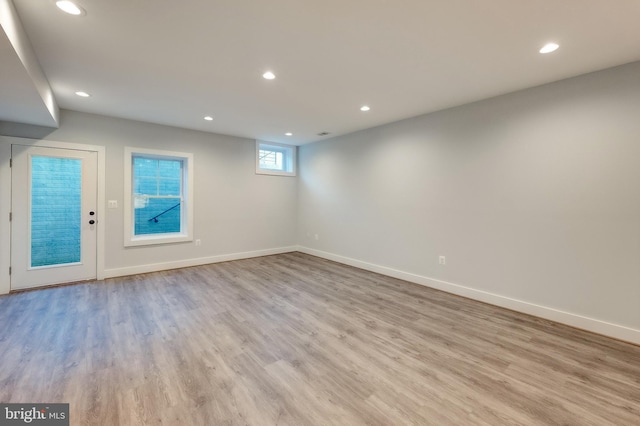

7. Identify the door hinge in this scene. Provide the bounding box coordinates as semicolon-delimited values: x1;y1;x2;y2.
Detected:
8;267;11;276
9;158;12;168
9;212;11;221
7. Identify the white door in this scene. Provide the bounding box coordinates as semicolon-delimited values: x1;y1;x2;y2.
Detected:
11;145;98;290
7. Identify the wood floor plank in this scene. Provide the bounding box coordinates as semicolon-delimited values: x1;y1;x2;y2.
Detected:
1;252;639;425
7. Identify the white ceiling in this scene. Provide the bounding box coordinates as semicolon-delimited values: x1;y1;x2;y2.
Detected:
2;0;640;145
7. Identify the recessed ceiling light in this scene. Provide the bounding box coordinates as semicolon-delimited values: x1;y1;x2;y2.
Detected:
262;71;276;80
360;105;371;112
539;42;559;54
285;132;293;136
75;91;90;97
204;116;213;121
56;1;85;16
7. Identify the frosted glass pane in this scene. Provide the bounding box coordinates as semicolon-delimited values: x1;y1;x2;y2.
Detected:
31;156;82;267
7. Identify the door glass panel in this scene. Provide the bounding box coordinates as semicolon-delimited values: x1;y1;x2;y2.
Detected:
31;156;82;267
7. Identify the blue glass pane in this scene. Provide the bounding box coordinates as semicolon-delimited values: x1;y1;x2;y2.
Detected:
135;177;158;195
133;157;182;196
134;157;158;178
31;156;82;267
134;198;181;235
159;159;181;176
158;178;181;196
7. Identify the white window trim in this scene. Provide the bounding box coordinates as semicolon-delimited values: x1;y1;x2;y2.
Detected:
255;140;297;176
124;147;194;247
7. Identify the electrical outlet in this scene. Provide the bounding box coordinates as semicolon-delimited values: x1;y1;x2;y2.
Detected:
107;200;118;209
439;256;446;265
195;239;201;246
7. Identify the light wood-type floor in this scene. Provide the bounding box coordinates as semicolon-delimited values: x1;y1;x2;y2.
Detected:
1;253;639;425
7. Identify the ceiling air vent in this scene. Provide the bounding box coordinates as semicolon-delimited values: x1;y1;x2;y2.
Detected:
317;132;330;136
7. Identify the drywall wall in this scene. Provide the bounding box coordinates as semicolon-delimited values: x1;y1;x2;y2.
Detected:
0;109;297;292
297;62;640;342
0;0;58;126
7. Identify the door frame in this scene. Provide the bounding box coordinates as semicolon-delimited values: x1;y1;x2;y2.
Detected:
0;136;106;294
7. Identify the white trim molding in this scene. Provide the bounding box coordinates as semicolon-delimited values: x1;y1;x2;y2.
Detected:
296;246;640;346
104;246;297;279
0;141;11;294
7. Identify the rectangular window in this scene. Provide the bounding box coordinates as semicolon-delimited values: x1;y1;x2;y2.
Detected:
30;156;81;267
256;141;296;176
124;148;193;246
133;157;182;236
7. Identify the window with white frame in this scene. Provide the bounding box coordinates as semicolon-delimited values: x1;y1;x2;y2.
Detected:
124;147;193;246
256;141;296;176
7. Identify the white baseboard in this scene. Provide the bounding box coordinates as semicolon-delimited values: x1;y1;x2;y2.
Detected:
104;246;297;279
296;246;640;346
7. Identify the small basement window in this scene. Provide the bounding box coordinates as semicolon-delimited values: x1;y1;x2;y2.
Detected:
256;141;296;176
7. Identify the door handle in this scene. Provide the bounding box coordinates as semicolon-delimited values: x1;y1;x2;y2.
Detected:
89;220;95;225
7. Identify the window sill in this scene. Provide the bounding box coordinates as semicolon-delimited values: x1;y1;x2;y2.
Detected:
125;233;192;247
255;169;296;177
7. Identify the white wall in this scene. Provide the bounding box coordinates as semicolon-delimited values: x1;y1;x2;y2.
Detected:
297;62;640;344
0;110;297;292
2;63;639;344
0;0;59;126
